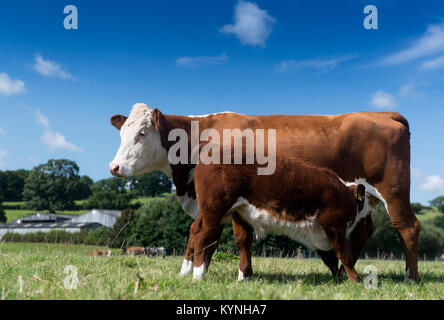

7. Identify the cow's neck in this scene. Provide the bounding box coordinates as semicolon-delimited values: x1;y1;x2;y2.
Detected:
157;114;203;199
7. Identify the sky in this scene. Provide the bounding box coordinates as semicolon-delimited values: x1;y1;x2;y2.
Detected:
0;0;443;204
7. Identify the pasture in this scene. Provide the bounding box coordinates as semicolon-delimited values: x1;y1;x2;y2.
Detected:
0;242;442;300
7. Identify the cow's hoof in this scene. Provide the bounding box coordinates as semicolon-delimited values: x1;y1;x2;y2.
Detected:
179;259;193;277
237;269;251;282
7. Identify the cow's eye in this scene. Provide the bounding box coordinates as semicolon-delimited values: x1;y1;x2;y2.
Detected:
139;130;146;137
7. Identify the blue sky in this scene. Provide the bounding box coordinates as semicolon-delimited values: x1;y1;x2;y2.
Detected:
0;0;443;204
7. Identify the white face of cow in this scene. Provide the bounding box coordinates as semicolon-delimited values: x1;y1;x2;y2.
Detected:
109;103;171;177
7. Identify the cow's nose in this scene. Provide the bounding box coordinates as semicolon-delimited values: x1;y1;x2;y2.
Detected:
109;163;121;176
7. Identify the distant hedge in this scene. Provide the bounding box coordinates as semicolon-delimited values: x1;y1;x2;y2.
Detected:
2;227;109;246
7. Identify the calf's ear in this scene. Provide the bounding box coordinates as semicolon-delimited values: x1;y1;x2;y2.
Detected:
110;115;128;130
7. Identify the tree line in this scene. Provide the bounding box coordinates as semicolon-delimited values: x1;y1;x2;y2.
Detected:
0;159;172;218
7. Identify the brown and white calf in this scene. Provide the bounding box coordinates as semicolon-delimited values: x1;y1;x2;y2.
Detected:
109;103;420;282
181;150;370;282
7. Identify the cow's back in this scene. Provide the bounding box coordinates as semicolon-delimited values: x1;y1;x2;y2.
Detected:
198;111;409;184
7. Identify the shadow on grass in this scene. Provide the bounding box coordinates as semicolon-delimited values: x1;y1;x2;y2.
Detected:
253;272;347;285
378;271;443;284
253;270;443;285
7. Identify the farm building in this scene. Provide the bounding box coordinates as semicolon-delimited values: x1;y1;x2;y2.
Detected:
0;210;121;239
70;209;122;228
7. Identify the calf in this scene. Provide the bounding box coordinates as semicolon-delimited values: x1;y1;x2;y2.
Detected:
182;154;370;282
89;249;111;257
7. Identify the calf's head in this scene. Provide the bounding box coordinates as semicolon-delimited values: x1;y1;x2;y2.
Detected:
109;103;169;177
347;183;368;214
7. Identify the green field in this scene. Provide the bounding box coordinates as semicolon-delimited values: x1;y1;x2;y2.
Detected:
0;242;442;300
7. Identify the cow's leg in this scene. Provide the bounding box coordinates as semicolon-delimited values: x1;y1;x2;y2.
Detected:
232;213;254;281
191;216;224;281
386;198;421;282
180;235;194;277
338;215;374;275
317;249;339;276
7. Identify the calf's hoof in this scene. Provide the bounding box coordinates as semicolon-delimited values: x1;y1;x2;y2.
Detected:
192;263;206;281
179;259;193;277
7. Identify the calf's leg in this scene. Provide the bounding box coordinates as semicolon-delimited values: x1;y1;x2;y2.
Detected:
317;249;339;276
180;235;194;276
319;214;360;282
232;213;254;281
338;215;374;275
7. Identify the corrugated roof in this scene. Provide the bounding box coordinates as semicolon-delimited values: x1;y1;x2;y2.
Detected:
0;222;102;229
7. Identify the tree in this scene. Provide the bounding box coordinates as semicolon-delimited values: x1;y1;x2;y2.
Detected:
3;170;29;201
411;202;427;215
75;175;94;200
0;191;6;223
23;159;82;212
128;194;193;252
85;177;134;210
126;171;172;197
429;196;444;213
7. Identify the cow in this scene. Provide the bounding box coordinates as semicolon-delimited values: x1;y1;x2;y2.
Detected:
182;149;370;281
126;246;146;256
144;247;167;257
109;103;420;282
89;249;111;257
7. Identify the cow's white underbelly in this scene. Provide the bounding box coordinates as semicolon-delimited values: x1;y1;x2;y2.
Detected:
229;197;332;251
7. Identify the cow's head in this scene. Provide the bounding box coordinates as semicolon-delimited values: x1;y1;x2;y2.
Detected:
109;103;170;177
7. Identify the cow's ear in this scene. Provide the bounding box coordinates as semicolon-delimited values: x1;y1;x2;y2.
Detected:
356;184;366;202
152;108;163;130
110;115;128;130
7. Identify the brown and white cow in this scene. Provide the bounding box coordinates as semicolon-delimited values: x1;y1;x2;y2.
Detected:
89;249;111;257
126;246;146;256
182;150;370;281
109;103;421;282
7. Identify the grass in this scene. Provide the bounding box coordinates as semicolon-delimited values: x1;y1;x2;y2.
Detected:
0;242;442;300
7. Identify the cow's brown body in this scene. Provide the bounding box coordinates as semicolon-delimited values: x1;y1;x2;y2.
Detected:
111;107;420;281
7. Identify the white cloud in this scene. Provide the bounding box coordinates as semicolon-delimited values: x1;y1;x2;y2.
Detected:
176;53;228;69
380;21;444;66
32;109;82;152
0;149;8;169
0;73;26;96
219;0;275;46
274;55;355;73
33;54;74;80
35;109;50;128
420;55;444;70
370;90;397;109
41;130;82;152
412;168;444;195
